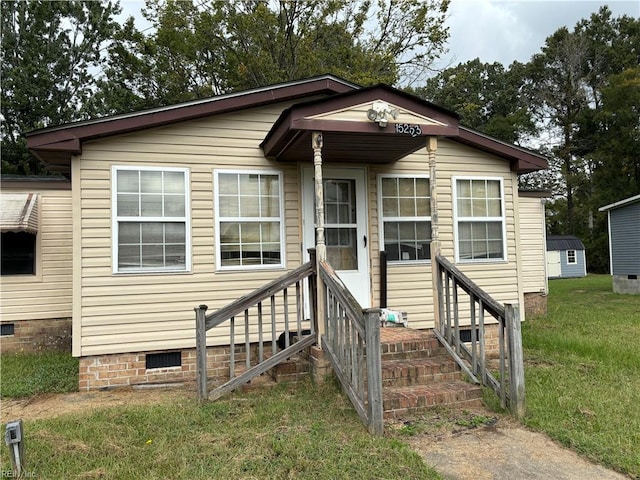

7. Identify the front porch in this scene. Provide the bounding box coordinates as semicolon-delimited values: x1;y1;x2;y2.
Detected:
194;252;525;435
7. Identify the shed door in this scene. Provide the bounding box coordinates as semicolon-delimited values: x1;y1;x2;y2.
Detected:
302;167;370;308
547;250;561;278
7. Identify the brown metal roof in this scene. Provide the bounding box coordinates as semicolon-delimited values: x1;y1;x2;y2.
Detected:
25;75;548;176
261;84;460;164
26;75;357;176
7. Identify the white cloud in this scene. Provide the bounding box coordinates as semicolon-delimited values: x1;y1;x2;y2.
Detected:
437;0;640;69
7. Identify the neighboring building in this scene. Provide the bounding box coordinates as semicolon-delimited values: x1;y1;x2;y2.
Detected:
0;175;73;352
518;191;549;315
546;235;587;279
599;194;640;294
18;75;548;389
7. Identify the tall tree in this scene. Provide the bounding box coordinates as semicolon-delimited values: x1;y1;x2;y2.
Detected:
1;0;122;174
527;7;640;271
95;0;450;114
411;58;537;145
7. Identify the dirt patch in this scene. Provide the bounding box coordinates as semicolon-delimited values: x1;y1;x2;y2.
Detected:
1;383;195;423
396;407;630;480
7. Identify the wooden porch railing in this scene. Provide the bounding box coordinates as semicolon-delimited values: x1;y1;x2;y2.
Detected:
435;254;525;418
195;258;318;401
319;261;384;435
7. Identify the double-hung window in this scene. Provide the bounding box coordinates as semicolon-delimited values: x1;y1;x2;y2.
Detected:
379;175;431;262
567;250;577;264
112;166;190;273
214;170;284;269
454;177;506;262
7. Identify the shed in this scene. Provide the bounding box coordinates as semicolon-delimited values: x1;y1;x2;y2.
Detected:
599;194;640;294
546;235;586;279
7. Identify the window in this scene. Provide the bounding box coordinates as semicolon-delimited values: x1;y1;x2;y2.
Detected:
112;166;190;273
379;175;431;262
1;232;36;275
454;177;506;262
567;250;577;264
214;170;284;269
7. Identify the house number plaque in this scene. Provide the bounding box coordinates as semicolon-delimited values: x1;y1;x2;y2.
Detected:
394;123;422;137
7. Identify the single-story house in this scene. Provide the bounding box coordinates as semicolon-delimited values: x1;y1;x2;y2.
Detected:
546;235;587;279
599;194;640;294
2;75;549;389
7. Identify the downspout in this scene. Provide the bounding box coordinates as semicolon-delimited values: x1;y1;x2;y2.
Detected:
312;132;327;341
427;137;440;331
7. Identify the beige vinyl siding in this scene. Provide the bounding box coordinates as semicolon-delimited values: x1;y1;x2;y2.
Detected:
368;138;523;329
519;196;548;294
75;102;307;357
1;187;73;322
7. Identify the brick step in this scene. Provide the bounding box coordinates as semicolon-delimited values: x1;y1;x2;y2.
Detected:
381;356;462;388
383;381;484;419
380;327;447;360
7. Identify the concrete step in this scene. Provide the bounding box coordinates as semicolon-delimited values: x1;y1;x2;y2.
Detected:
381;356;462;388
380;327;447;360
383;380;484;419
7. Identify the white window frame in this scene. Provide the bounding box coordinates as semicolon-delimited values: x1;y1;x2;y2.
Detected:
452;176;507;263
566;250;577;265
377;174;432;264
111;165;191;274
214;169;286;271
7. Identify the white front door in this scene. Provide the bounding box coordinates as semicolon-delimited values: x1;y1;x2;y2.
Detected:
302;167;371;308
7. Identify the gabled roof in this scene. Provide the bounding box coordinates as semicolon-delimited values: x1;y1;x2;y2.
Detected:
261;83;460;164
26;75;357;175
25;74;548;176
598;194;640;212
546;235;585;251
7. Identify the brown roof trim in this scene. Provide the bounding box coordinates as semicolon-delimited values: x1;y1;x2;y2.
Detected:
26;75;358;172
261;84;460;161
262;84;459;150
518;189;551;198
0;175;71;190
455;127;547;173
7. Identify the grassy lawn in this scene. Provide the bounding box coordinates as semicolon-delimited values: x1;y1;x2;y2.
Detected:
522;274;640;478
0;377;439;479
0;351;79;397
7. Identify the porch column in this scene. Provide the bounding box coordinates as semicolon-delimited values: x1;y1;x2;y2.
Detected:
427;137;441;330
312;132;327;342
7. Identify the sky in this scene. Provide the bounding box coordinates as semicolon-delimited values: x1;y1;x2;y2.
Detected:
437;0;640;68
119;0;640;70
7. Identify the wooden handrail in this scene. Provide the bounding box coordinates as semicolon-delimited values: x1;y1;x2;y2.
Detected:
319;260;383;435
318;261;365;335
204;261;315;330
436;254;505;319
435;254;525;419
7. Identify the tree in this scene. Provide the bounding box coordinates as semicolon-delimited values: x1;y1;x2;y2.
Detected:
411;58;537;145
1;0;122;174
95;0;450;114
526;7;640;272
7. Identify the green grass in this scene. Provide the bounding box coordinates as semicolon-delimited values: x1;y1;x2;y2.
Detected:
0;351;79;397
0;379;440;480
522;274;640;478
